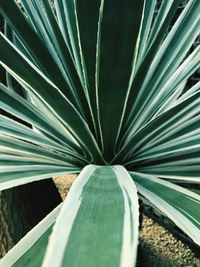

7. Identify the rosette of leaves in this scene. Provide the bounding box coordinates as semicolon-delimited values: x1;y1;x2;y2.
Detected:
0;0;200;266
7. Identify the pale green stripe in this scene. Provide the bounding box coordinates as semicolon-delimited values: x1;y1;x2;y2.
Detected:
132;172;200;246
113;166;139;267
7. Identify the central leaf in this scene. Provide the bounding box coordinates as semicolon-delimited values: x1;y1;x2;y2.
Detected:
43;165;139;267
64;167;124;266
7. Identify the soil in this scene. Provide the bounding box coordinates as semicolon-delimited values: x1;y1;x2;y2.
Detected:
54;174;200;267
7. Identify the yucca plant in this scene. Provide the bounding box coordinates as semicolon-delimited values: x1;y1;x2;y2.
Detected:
0;0;200;266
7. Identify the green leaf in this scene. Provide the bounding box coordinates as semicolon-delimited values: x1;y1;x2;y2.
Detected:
0;82;80;152
151;80;187;116
0;160;80;191
0;0;77;106
43;165;139;267
134;113;200;158
0;204;62;267
54;0;73;54
0;115;77;156
0;1;200;266
96;0;145;160
20;0;93;126
0;0;97;134
134;134;200;163
58;0;85;82
131;172;200;246
116;91;200;163
134;0;157;70
177;81;200;104
4;22;27;98
0;36;103;162
147;0;178;47
135;166;200;182
0;133;79;165
137;45;200;124
122;0;200;140
0;133;81;190
75;0;102;144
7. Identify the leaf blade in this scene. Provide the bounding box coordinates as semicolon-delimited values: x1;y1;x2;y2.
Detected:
43;165;139;267
131;172;200;246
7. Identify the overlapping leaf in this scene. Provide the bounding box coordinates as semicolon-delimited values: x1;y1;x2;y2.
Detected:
131;172;200;246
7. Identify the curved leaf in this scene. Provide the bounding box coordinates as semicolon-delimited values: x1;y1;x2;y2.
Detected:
131;172;200;246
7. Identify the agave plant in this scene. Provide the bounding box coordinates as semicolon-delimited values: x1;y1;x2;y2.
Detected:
0;0;200;266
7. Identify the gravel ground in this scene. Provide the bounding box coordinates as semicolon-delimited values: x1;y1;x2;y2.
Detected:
139;215;200;267
53;174;200;267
